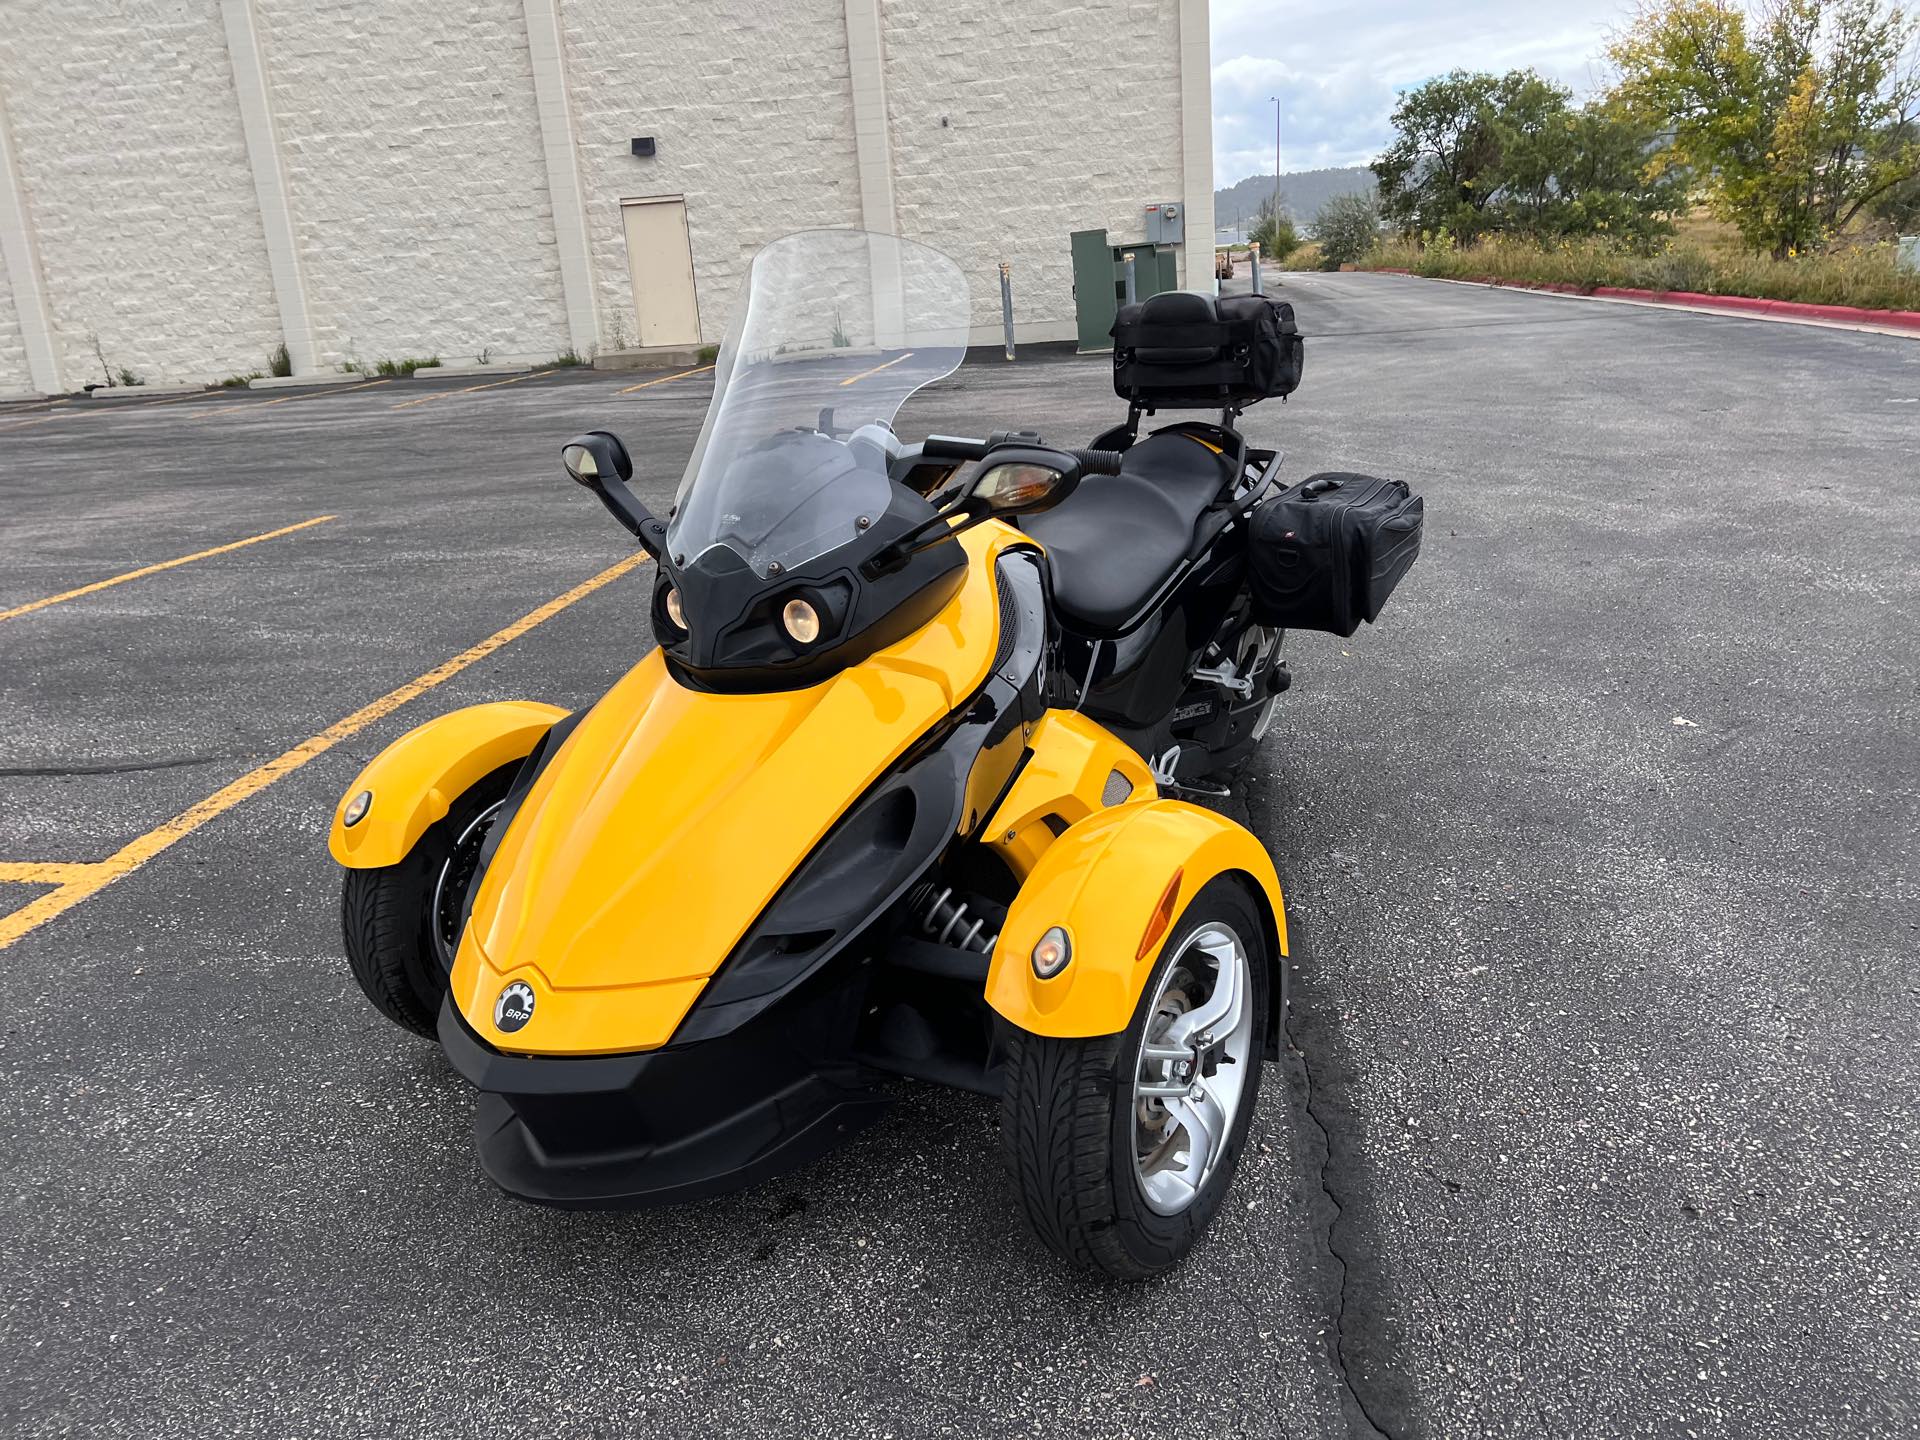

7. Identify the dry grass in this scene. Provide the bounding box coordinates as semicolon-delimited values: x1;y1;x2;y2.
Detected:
1362;235;1920;311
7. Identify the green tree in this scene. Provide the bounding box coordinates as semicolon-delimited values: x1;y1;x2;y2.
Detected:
1373;69;1527;238
1609;0;1920;256
1314;193;1382;267
1373;69;1679;245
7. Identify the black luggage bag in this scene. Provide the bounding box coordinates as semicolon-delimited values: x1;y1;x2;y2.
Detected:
1112;291;1303;410
1248;473;1424;636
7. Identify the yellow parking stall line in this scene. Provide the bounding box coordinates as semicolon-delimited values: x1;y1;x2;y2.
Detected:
0;389;242;432
840;352;914;387
0;550;652;953
390;370;541;411
191;377;390;419
0;412;70;433
0;861;110;885
617;365;713;395
0;515;337;624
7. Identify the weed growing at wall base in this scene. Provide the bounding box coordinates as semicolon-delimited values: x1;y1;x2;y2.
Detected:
343;355;443;377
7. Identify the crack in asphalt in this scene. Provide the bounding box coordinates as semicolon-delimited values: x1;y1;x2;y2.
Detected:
1285;1012;1401;1440
0;752;231;777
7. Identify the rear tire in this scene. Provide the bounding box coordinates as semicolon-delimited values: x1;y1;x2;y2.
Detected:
340;765;517;1037
999;879;1272;1278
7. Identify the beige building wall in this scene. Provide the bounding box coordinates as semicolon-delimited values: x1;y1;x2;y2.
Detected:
881;0;1191;343
254;0;573;369
0;0;282;390
560;0;865;354
0;246;26;395
0;0;1209;389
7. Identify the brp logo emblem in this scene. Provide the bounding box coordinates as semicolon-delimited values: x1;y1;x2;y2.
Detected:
493;981;536;1034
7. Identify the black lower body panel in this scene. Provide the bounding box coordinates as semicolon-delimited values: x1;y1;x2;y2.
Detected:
437;985;890;1210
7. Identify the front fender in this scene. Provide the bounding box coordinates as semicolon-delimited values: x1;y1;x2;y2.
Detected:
985;800;1287;1038
328;700;568;868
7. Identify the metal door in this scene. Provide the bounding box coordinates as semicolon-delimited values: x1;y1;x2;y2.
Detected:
620;197;701;347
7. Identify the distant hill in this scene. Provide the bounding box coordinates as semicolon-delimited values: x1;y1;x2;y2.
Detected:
1214;167;1377;234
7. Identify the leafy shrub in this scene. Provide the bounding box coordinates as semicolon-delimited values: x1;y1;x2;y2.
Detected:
1316;194;1385;270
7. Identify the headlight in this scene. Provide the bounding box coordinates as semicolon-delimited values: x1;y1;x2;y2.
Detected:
664;587;686;629
782;598;821;644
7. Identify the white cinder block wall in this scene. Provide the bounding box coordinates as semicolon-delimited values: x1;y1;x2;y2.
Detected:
254;0;574;369
0;0;1210;393
0;0;283;392
560;0;867;356
0;250;26;389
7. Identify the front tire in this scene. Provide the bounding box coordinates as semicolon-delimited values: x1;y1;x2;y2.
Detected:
999;879;1272;1278
340;764;517;1037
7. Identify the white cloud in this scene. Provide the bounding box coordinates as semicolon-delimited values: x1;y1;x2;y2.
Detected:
1210;0;1629;184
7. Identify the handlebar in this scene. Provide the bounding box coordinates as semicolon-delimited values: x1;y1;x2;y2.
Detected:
1066;448;1125;476
922;433;993;461
921;433;1125;477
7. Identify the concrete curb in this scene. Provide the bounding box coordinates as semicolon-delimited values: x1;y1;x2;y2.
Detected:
1366;268;1920;336
596;345;707;372
85;382;209;400
248;372;362;390
428;362;534;378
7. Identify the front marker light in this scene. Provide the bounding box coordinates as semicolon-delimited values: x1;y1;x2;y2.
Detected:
782;598;821;645
342;790;373;828
1031;926;1072;978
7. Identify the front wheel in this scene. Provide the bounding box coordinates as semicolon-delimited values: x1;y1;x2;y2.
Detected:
339;764;517;1037
999;879;1272;1278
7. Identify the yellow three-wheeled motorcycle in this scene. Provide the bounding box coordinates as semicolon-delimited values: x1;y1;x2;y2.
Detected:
327;230;1420;1277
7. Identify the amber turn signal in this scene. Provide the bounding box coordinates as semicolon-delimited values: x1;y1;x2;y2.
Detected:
1136;868;1183;961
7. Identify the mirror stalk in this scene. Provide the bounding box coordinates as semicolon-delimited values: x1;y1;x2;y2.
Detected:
584;477;667;558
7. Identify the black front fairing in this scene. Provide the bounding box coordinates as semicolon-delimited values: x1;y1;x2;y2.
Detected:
654;434;966;692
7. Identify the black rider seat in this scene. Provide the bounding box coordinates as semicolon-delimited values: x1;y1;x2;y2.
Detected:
1021;428;1235;635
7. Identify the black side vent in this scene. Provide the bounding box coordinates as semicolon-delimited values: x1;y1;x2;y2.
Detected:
990;563;1020;673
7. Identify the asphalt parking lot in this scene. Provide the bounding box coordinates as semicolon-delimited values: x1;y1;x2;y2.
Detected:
2;273;1916;1439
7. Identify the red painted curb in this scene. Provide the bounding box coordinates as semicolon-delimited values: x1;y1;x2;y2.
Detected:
1363;268;1920;333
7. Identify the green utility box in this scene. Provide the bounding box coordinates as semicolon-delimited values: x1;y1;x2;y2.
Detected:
1070;229;1179;353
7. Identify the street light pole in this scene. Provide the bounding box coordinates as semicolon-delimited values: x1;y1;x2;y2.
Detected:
1269;94;1284;206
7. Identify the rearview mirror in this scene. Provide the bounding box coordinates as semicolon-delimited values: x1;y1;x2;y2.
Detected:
968;446;1082;516
561;431;634;487
559;429;663;558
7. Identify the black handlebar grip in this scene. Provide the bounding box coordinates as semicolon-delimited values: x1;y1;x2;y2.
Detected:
922;434;991;461
1069;448;1127;476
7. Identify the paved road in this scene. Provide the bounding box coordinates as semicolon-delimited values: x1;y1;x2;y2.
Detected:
0;274;1914;1438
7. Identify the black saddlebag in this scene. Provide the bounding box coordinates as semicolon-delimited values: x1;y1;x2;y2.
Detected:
1112;291;1303;409
1248;473;1423;636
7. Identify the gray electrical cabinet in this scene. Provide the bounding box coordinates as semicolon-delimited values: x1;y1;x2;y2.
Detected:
1143;202;1185;245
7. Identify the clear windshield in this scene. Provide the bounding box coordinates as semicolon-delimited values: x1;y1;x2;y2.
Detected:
668;230;970;574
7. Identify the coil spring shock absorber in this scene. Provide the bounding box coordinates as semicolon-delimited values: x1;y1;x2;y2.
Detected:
906;883;1000;954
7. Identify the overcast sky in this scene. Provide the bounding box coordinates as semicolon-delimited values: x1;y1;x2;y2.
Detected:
1211;0;1631;184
